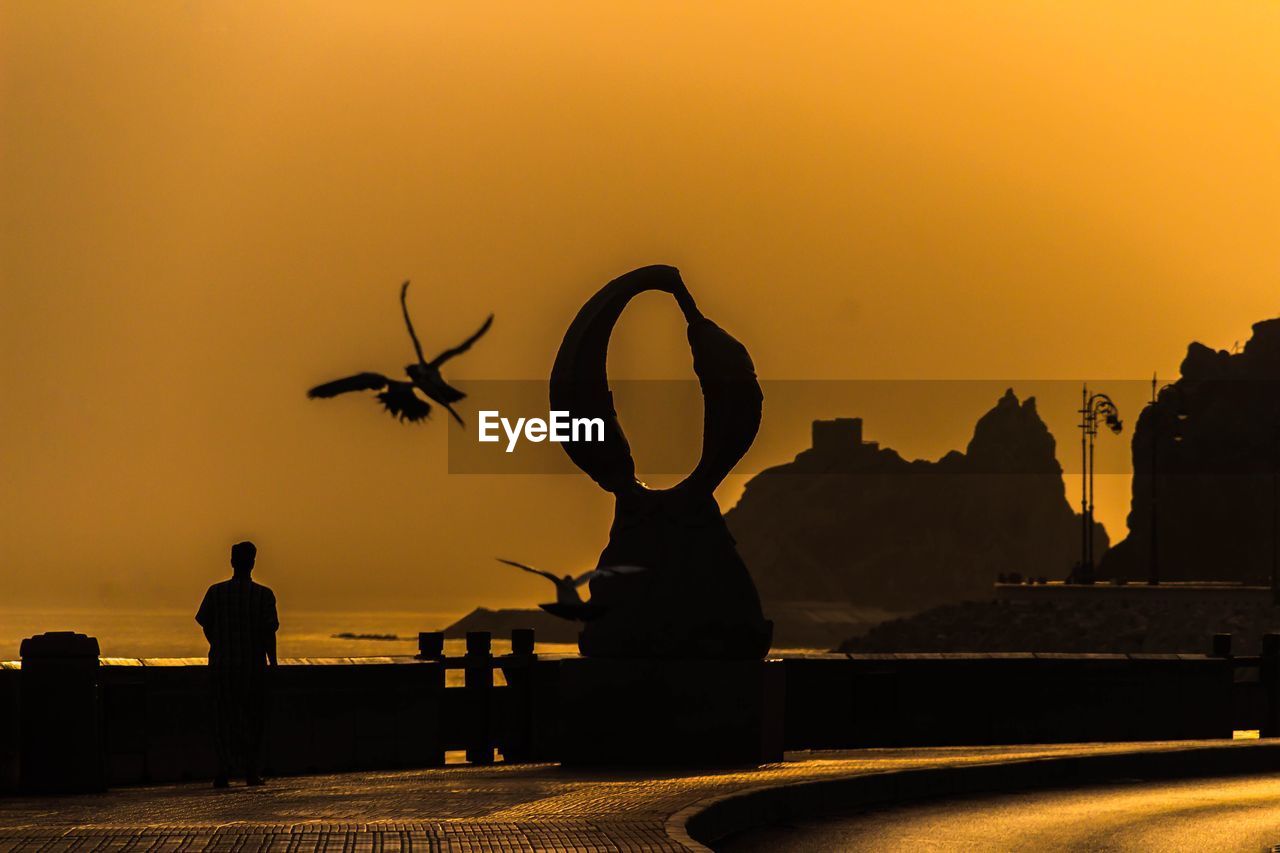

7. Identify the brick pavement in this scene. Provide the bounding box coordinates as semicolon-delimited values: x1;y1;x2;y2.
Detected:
1;740;1272;851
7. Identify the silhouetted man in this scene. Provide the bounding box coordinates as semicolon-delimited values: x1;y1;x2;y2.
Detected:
196;540;279;788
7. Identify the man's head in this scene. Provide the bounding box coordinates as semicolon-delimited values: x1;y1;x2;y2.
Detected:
230;540;257;576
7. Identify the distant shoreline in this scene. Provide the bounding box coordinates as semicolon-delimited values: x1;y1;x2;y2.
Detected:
0;607;470;660
331;632;404;641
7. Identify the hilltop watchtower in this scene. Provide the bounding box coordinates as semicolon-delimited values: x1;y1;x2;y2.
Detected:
811;417;878;456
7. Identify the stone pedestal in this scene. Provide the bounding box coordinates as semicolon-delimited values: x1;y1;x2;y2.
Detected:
557;658;784;766
20;631;104;793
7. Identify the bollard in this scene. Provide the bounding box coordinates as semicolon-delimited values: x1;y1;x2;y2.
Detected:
500;629;538;762
417;641;447;768
510;628;535;657
1211;633;1233;658
411;631;446;768
417;631;445;660
466;631;491;657
19;632;104;793
1263;634;1280;738
464;632;494;764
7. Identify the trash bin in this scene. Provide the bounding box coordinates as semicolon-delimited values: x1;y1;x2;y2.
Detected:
19;631;104;793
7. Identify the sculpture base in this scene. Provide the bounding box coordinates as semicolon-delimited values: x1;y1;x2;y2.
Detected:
578;618;774;660
557;658;785;766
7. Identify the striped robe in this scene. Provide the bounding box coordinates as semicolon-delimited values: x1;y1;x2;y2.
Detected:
196;577;279;777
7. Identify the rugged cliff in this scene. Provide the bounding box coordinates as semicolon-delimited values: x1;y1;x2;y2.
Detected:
726;389;1105;612
1100;318;1280;584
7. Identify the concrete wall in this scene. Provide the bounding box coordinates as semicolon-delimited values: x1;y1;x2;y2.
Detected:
784;652;1236;750
0;650;1260;794
96;657;450;786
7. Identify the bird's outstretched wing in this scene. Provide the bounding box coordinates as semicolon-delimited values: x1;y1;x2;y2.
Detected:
308;372;391;398
430;314;494;367
400;281;427;365
497;558;562;584
376;380;432;422
572;565;649;587
539;601;608;622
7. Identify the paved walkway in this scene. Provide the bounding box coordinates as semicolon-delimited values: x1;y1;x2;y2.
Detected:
0;740;1273;851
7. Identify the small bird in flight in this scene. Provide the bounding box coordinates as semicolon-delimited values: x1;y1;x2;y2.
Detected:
308;281;493;426
496;558;648;620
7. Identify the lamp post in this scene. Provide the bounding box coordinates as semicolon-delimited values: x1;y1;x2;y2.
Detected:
1147;375;1187;586
1078;384;1123;584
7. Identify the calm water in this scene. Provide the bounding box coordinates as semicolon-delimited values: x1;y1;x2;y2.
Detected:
0;607;577;661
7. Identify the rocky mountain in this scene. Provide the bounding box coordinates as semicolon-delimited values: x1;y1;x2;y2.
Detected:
726;389;1106;612
442;607;582;645
1100;318;1280;584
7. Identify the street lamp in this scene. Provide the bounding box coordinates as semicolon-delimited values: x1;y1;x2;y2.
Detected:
1077;384;1123;584
1147;374;1187;586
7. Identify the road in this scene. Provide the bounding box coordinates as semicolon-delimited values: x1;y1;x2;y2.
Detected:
720;773;1280;852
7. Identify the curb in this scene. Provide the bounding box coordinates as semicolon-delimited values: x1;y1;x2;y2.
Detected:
668;741;1280;851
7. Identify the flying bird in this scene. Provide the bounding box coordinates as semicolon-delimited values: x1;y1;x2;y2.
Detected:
496;558;648;620
307;281;493;426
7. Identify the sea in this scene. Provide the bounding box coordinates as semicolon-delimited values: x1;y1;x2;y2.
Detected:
0;606;579;662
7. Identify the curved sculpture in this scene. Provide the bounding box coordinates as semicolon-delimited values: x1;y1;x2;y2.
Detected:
550;265;772;659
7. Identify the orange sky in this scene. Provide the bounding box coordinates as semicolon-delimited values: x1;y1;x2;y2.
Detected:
2;2;1278;616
